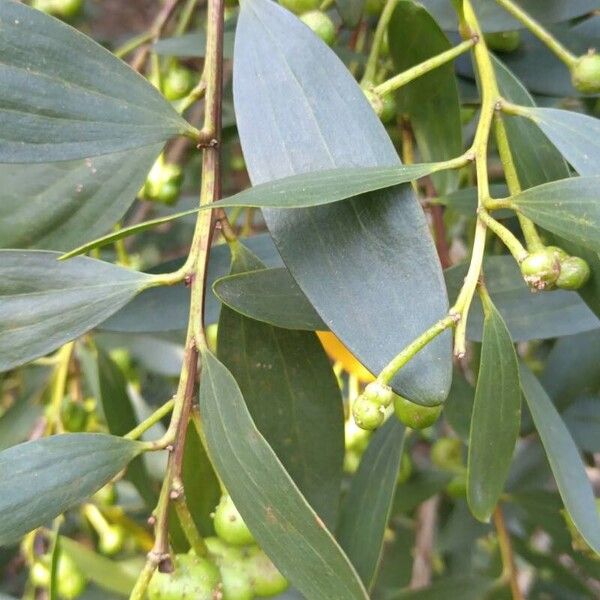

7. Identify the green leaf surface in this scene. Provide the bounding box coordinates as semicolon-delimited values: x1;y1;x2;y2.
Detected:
388;576;494;599
0;251;152;372
0;146;161;251
234;0;451;405
388;1;462;194
153;29;235;58
0;0;192;162
198;349;368;600
217;243;344;526
520;364;600;555
393;470;452;514
467;296;521;522
60;536;136;596
335;0;365;27
337;418;406;589
510;176;600;253
562;397;600;453
0;434;143;546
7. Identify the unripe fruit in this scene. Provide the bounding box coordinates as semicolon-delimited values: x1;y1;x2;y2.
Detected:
163;64;195;102
99;524;125;556
546;245;569;262
148;554;221;600
300;11;336;47
143;157;184;205
31;554;87;600
205;536;245;564
520;249;561;290
483;30;521;53
379;93;398;124
214;495;255;546
245;548;288;597
352;396;385;430
397;452;412;484
279;0;320;15
365;0;385;16
571;52;600;94
219;561;254;600
445;472;467;498
556;256;591;290
32;0;83;21
393;395;442;430
430;437;463;472
363;88;384;119
363;380;394;408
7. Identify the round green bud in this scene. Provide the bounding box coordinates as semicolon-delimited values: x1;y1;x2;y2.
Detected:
520;249;561;290
245;548;288;597
445;472;467;498
397;452;412;484
352;396;385;430
61;398;88;433
556;256;591;290
571;52;600;94
363;381;395;408
393;395;442;430
219;560;254;600
163;64;196;102
278;0;320;15
379;93;398;124
214;495;255;546
300;10;336;47
57;554;87;600
99;525;125;556
205;536;245;565
148;554;221;600
32;0;83;21
483;30;521;53
430;437;463;472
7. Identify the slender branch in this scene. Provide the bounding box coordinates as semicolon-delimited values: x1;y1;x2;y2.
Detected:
171;478;208;556
362;0;399;84
478;209;528;263
409;495;439;590
493;506;524;600
125;399;175;441
48;342;74;434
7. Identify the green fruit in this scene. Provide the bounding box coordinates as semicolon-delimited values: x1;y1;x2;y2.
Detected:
397;452;412;484
520;249;561;290
483;30;521;53
245;548;288;597
546;245;569;262
220;561;254;600
556;256;591;290
365;0;385;16
445;472;467;498
379;93;398;124
278;0;320;15
571;52;600;94
148;554;221;600
352;396;385;430
32;0;83;21
143;158;183;205
99;525;125;556
205;536;245;564
430;437;463;472
61;399;88;433
214;495;255;546
300;10;336;47
393;395;442;430
363;380;394;408
57;555;87;600
92;484;117;506
163;64;196;101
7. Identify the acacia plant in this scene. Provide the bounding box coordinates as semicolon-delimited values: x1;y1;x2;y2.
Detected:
1;0;600;598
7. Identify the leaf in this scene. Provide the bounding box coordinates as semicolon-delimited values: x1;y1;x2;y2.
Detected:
444;370;475;441
217;243;344;526
513;107;600;177
467;295;521;522
520;364;600;555
388;1;462;194
387;576;494;599
0;251;152;372
436;183;508;216
510;176;600;253
0;433;143;546
0;1;193;162
214;267;325;330
198;349;369;600
445;256;599;342
337;418;406;589
562;397;600;453
154;29;235;59
335;0;365;27
0;146;161;252
60;536;136;596
234;0;451;405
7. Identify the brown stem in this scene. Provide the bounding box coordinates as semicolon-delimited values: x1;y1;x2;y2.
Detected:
409;495;439;589
493;506;524;600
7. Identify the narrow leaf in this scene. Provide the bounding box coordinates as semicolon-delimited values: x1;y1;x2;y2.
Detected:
0;0;193;162
337;418;406;589
0;251;152;372
520;364;600;555
0;434;143;546
199;349;369;600
467;295;521;522
154;29;235;58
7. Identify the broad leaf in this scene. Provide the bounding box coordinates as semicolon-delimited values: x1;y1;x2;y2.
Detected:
520;364;600;555
0;146;161;251
217;243;344;526
388;1;462;194
0;434;143;546
0;251;152;372
198;350;369;599
0;0;193;162
510;176;600;253
337;418;406;589
234;0;451;405
467;295;521;522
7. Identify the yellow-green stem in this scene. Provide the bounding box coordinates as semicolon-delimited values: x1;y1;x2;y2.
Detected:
125;399;175;442
478;209;528;262
362;0;399;84
49;342;74;434
493;506;524;600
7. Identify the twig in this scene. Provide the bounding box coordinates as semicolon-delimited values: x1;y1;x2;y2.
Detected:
493;506;524;600
410;495;439;589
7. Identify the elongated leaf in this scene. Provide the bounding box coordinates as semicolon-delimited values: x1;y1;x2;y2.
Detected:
0;146;161;251
337;418;406;589
214;267;325;330
0;251;152;372
388;1;462;194
199;350;368;600
60;536;136;596
217;243;344;526
0;434;143;545
234;0;451;406
563;397;600;453
520;364;600;555
510;176;600;253
154;30;235;59
0;0;193;162
467;296;521;522
514;107;600;177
